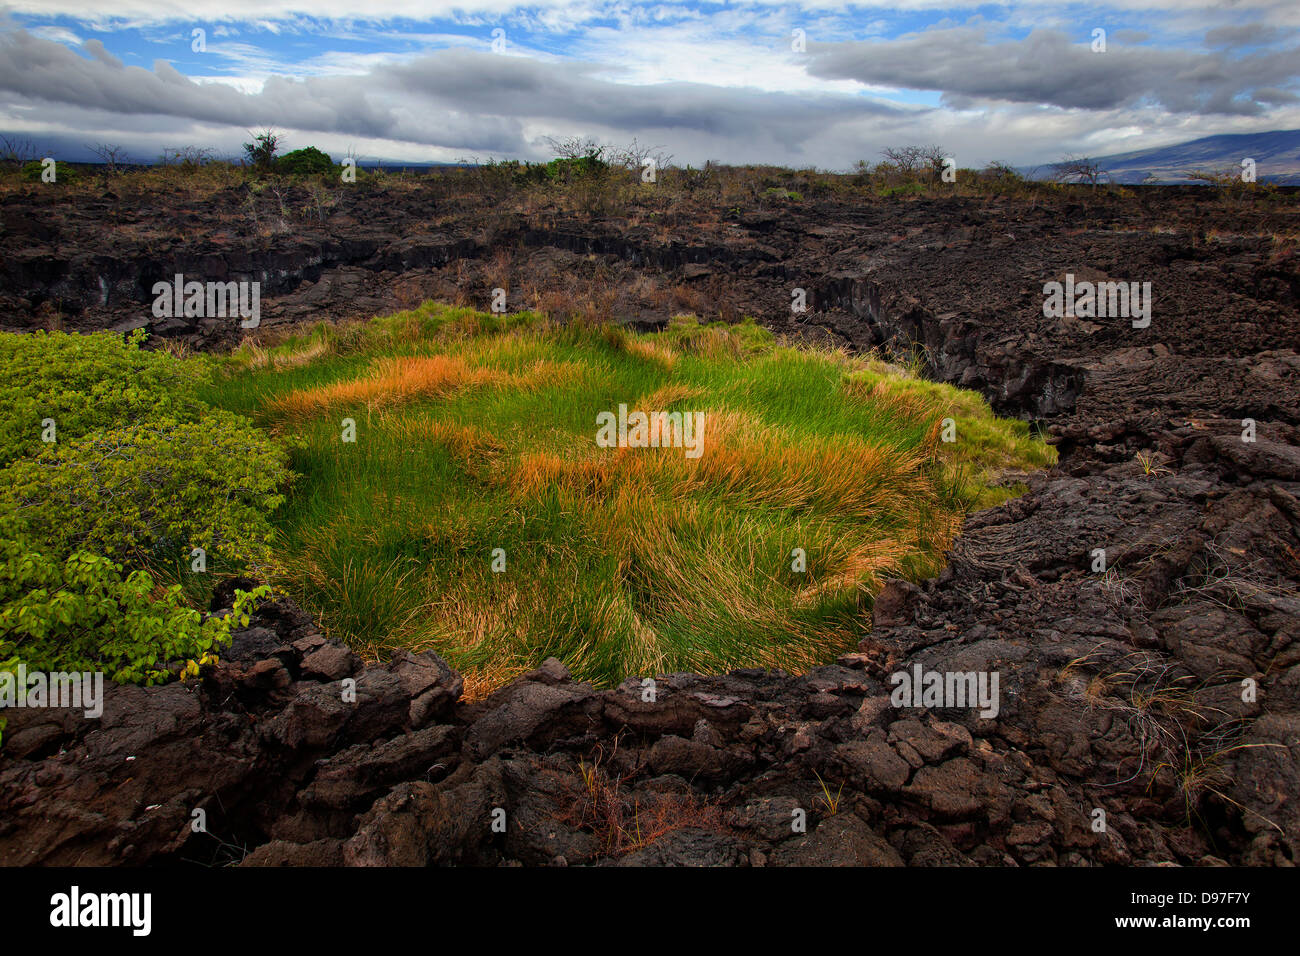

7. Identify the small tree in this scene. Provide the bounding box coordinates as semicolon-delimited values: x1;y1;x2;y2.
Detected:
982;161;1020;180
679;159;718;195
160;145;215;167
1053;155;1108;187
542;135;609;184
608;138;673;176
1184;166;1260;200
980;161;1024;188
878;144;948;185
88;143;130;174
0;136;39;170
243;128;280;170
545;135;604;163
919;145;948;183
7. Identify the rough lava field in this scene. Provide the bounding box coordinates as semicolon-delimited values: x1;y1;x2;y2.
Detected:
2;181;1299;867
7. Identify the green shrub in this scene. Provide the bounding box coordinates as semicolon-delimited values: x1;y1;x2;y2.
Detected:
502;159;552;186
20;159;79;184
0;329;206;466
0;410;291;570
0;330;289;710
276;146;334;176
0;516;267;686
544;152;608;183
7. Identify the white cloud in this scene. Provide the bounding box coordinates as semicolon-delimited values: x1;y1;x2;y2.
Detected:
1;4;1298;169
7;1;1300;29
27;25;82;46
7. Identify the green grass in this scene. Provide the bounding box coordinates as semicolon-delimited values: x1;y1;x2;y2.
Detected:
200;302;1054;694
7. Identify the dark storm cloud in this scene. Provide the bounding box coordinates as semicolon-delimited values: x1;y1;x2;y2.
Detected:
1204;24;1290;49
0;29;405;138
0;29;902;156
381;48;902;140
1252;86;1299;104
83;38;123;68
805;27;1300;116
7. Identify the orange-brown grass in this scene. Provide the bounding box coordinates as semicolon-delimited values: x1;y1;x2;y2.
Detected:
841;373;941;422
391;419;505;463
268;354;582;422
498;409;957;677
551;757;729;858
627;338;679;370
510;408;939;531
271;354;503;420
636;381;700;407
789;538;910;607
687;413;931;520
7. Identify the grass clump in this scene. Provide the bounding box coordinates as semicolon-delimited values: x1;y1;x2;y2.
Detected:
205;302;1055;693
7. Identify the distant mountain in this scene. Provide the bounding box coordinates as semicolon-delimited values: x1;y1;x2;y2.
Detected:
1028;129;1300;185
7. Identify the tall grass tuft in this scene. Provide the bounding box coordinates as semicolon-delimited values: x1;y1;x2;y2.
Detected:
202;303;1055;692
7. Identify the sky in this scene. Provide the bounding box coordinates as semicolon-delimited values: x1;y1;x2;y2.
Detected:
0;1;1297;170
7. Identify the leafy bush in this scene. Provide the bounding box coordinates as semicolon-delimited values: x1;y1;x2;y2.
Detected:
0;516;267;685
474;154;610;189
544;153;608;182
0;329;288;708
503;159;553;187
0;411;291;570
277;146;334;176
19;159;79;184
0;329;206;466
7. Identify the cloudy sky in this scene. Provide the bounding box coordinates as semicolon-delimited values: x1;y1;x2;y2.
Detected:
1;1;1297;170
